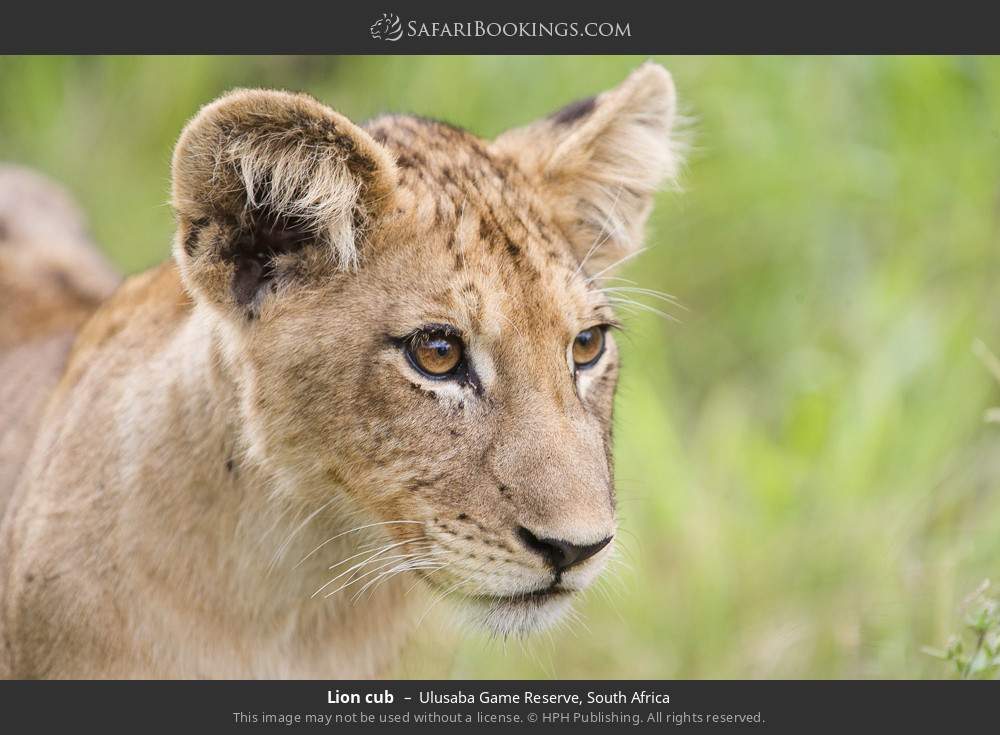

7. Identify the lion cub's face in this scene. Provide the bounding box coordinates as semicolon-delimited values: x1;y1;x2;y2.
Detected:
171;64;680;635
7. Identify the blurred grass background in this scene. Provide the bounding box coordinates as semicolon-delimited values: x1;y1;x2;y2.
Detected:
2;55;1000;678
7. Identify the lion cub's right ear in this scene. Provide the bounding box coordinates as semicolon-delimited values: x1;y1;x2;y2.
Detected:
171;89;398;317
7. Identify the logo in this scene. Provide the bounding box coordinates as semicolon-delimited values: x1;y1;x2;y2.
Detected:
370;13;403;41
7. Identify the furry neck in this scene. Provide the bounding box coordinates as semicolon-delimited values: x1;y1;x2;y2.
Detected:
117;304;418;676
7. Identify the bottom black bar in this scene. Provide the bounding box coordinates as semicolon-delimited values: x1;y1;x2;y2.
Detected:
0;680;994;733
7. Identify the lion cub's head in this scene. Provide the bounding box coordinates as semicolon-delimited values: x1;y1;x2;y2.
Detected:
170;63;681;635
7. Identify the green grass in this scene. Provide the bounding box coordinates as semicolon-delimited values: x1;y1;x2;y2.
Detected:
3;55;1000;678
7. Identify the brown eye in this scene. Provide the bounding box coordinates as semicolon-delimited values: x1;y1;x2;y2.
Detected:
407;329;464;378
572;327;606;369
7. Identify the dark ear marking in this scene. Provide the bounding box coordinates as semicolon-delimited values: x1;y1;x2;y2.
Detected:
224;212;315;310
230;254;265;310
550;95;596;125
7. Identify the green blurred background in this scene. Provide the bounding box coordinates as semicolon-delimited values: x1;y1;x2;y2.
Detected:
3;56;999;678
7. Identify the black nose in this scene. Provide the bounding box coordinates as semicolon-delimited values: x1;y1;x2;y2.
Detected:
516;527;612;571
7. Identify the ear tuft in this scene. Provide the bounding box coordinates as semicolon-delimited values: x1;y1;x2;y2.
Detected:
494;62;683;274
171;89;397;315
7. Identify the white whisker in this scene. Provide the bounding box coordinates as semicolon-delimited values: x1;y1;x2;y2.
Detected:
267;496;337;574
574;184;625;278
321;549;432;600
606;297;679;322
310;538;418;598
584;247;647;283
293;520;424;570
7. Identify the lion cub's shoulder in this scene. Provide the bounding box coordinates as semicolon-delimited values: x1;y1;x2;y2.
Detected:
55;260;192;398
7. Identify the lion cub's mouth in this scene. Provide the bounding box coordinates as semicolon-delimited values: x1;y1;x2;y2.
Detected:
410;525;614;636
472;584;572;606
453;583;579;637
471;586;577;637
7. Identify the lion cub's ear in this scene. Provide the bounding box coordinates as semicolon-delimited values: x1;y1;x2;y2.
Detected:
493;62;682;274
171;89;398;317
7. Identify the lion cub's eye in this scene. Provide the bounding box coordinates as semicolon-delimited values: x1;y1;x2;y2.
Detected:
572;327;606;369
406;329;464;378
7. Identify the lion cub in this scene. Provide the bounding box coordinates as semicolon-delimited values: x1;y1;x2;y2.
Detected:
0;63;681;678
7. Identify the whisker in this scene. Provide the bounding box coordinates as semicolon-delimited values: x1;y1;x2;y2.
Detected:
293;520;424;570
310;539;418;598
324;541;432;576
267;496;337;574
590;275;638;285
606;297;680;323
351;552;449;602
404;562;450;597
574;184;625;279
584;247;647;283
321;550;433;600
599;286;687;309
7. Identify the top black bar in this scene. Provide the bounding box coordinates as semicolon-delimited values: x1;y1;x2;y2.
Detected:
1;1;998;54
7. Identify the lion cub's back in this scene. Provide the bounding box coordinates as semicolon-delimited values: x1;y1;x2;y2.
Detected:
0;166;119;517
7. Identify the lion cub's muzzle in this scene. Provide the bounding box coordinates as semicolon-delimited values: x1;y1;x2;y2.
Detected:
417;499;616;637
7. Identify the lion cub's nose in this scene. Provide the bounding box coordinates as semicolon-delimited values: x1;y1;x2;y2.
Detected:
516;527;612;571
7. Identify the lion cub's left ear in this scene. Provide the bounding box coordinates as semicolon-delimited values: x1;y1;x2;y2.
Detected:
493;62;682;274
171;89;398;317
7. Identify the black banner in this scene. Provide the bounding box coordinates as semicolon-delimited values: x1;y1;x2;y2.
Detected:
0;680;996;733
0;1;998;54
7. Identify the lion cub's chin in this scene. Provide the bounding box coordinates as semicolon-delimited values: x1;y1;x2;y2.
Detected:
452;590;578;638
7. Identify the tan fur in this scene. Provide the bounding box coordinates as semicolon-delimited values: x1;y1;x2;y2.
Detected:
0;166;119;517
0;63;681;678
